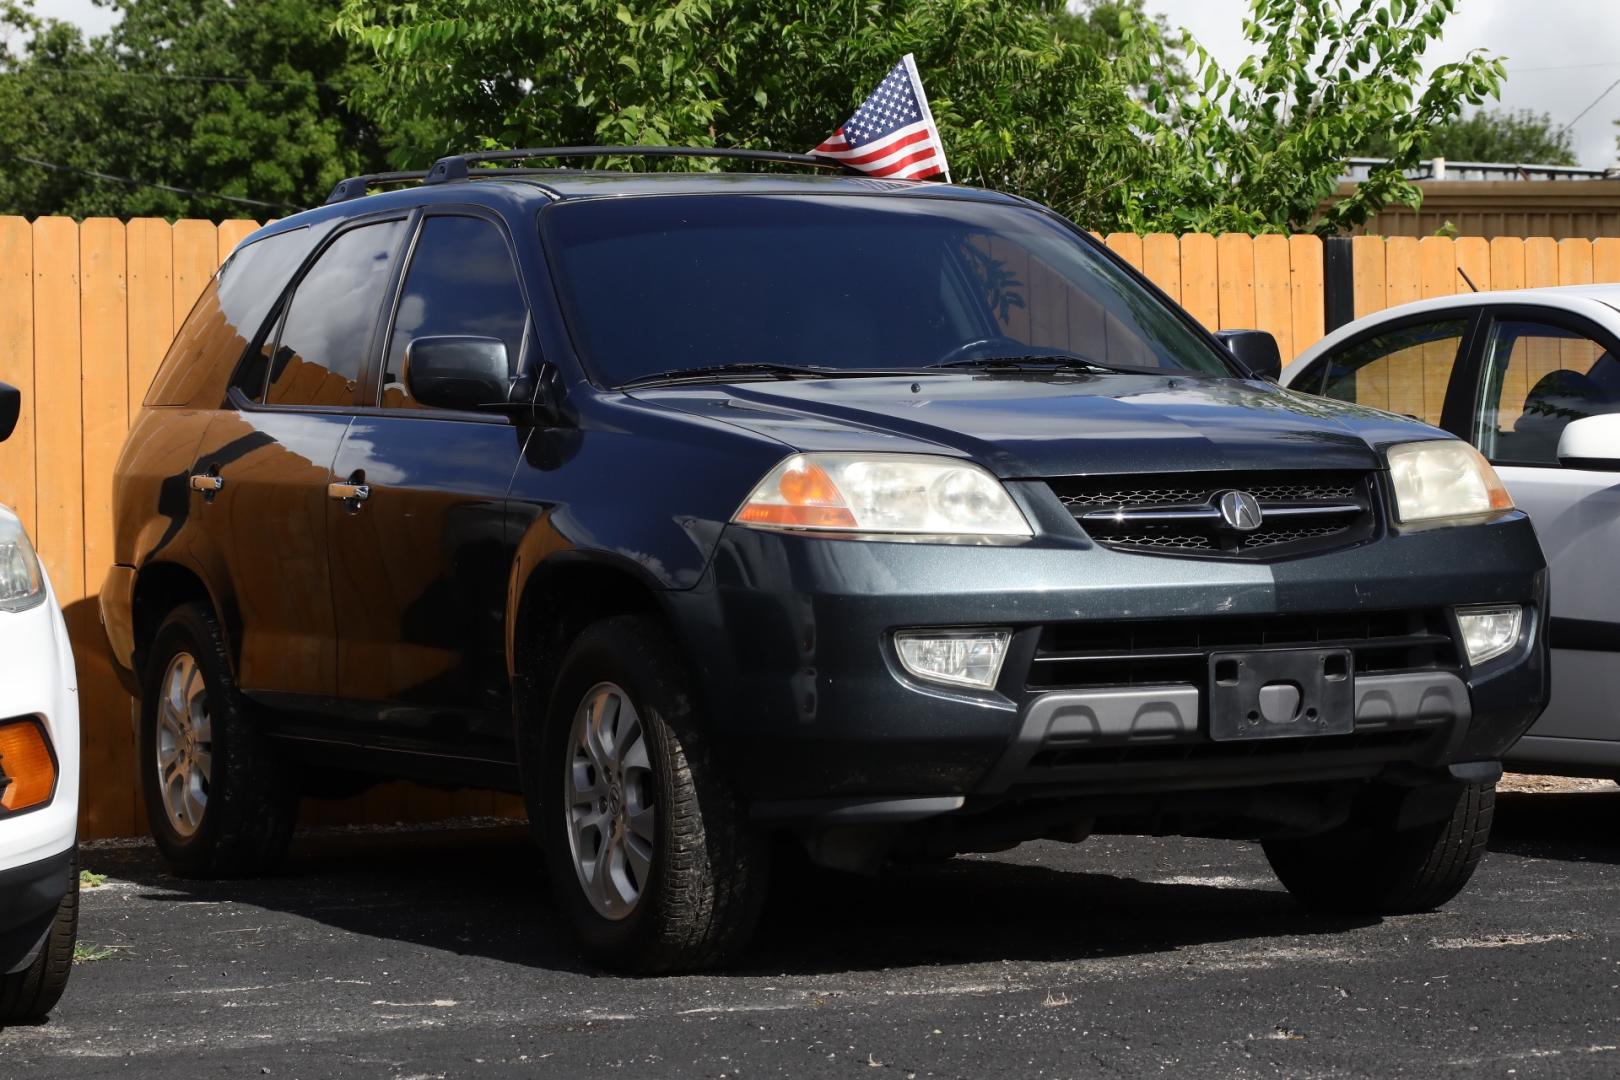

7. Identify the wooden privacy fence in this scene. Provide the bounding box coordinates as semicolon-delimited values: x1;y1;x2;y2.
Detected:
2;218;1619;839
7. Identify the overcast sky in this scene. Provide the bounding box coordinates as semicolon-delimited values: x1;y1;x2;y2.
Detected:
32;0;1620;169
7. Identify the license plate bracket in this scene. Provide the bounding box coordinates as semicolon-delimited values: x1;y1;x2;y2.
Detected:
1207;648;1354;742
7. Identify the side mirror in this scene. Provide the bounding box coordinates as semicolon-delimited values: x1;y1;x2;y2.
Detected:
1556;412;1620;471
1214;329;1283;381
404;336;511;413
0;381;18;443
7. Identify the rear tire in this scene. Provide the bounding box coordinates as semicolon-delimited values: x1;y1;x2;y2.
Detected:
0;854;77;1025
534;614;770;973
1264;781;1495;914
139;603;298;878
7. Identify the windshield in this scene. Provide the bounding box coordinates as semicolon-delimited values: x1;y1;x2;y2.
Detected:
542;194;1237;386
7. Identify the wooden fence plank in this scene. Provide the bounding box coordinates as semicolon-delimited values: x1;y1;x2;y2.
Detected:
171;219;218;328
1524;237;1559;288
0;219;35;535
1596;238;1620;284
1455;237;1491;294
1557;238;1594;286
1383;238;1423;420
1490;237;1525;292
1288;234;1324;357
31;218;84;602
78;218;134;839
1105;232;1144;271
1251;234;1294;362
126;220;174;412
1216;233;1255;330
1351;235;1386;319
1141;233;1181;303
1178;233;1219;329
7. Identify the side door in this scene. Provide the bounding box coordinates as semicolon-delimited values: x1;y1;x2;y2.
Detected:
191;215;409;706
1293;313;1480;435
1462;307;1620;745
325;211;532;760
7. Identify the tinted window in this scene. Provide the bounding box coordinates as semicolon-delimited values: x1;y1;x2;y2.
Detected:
382;216;527;408
542;195;1235;385
264;220;405;408
1316;319;1467;426
145;226;315;407
1474;318;1620;465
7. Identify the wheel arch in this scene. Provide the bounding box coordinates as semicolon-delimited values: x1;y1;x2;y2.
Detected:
130;560;238;688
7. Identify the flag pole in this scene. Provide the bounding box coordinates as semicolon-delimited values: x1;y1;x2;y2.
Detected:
901;53;951;184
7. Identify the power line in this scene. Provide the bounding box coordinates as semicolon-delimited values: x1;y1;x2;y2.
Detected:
1505;60;1620;73
7;154;300;211
1559;73;1620;134
17;66;343;89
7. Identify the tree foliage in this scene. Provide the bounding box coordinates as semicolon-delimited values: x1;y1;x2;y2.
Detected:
335;0;1170;229
1127;0;1506;234
1363;108;1578;166
0;0;384;218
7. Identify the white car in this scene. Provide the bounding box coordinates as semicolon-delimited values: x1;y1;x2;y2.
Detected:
0;380;79;1025
1282;284;1620;777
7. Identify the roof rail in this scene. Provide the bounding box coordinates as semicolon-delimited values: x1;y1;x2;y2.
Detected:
423;145;845;184
324;171;433;205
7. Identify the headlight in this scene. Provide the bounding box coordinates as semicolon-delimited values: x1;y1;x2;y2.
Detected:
734;453;1032;541
0;511;45;613
1386;440;1514;525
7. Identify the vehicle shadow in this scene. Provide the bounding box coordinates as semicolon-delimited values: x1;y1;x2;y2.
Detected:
1490;788;1620;866
80;825;1374;978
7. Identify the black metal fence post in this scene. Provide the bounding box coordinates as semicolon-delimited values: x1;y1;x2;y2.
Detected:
1323;236;1356;334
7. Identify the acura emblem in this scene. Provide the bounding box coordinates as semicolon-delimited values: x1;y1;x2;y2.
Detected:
1217;490;1264;531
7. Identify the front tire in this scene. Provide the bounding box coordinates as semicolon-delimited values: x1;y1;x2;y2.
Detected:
535;614;769;973
1264;781;1496;914
0;855;77;1025
139;603;298;878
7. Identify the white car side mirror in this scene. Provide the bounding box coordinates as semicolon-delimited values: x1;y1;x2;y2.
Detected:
1556;413;1620;471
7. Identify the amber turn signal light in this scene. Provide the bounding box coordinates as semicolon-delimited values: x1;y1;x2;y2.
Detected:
0;718;56;813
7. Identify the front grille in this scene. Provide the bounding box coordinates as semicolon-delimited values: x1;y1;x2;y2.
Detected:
1049;470;1376;559
1026;609;1457;691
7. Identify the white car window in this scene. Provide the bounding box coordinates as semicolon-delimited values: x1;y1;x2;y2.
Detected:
1314;318;1468;427
1473;319;1620;465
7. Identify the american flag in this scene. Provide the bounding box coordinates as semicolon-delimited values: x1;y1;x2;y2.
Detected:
811;54;950;181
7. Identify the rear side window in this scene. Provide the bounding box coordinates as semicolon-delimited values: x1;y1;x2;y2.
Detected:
381;216;528;409
263;220;406;408
144;226;314;407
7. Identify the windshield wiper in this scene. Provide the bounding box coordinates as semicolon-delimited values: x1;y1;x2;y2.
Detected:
618;362;927;389
927;353;1120;374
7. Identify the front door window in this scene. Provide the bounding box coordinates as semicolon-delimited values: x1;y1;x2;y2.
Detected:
1472;318;1620;465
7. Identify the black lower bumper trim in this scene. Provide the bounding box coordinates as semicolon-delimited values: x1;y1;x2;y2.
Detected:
0;845;72;973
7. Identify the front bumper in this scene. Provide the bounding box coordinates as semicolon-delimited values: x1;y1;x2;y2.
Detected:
670;510;1549;815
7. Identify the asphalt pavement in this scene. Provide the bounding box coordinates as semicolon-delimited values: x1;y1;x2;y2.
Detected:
4;785;1620;1079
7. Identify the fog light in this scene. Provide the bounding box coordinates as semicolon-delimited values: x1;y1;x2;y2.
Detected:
1456;605;1522;666
0;718;56;813
894;629;1011;689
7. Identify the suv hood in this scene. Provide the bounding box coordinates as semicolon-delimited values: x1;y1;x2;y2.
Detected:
629;373;1435;478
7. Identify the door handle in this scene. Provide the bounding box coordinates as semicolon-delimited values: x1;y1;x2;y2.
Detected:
328;481;371;504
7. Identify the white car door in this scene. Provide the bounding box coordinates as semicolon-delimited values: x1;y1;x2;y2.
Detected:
1467;309;1620;756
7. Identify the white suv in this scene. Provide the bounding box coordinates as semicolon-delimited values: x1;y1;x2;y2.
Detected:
0;381;79;1025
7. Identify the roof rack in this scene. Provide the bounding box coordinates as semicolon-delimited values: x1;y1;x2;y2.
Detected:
324;171;432;205
422;145;844;184
323;146;846;207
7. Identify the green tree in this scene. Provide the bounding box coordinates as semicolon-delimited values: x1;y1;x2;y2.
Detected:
335;0;1169;229
1363;108;1578;166
0;0;386;219
1130;0;1506;234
